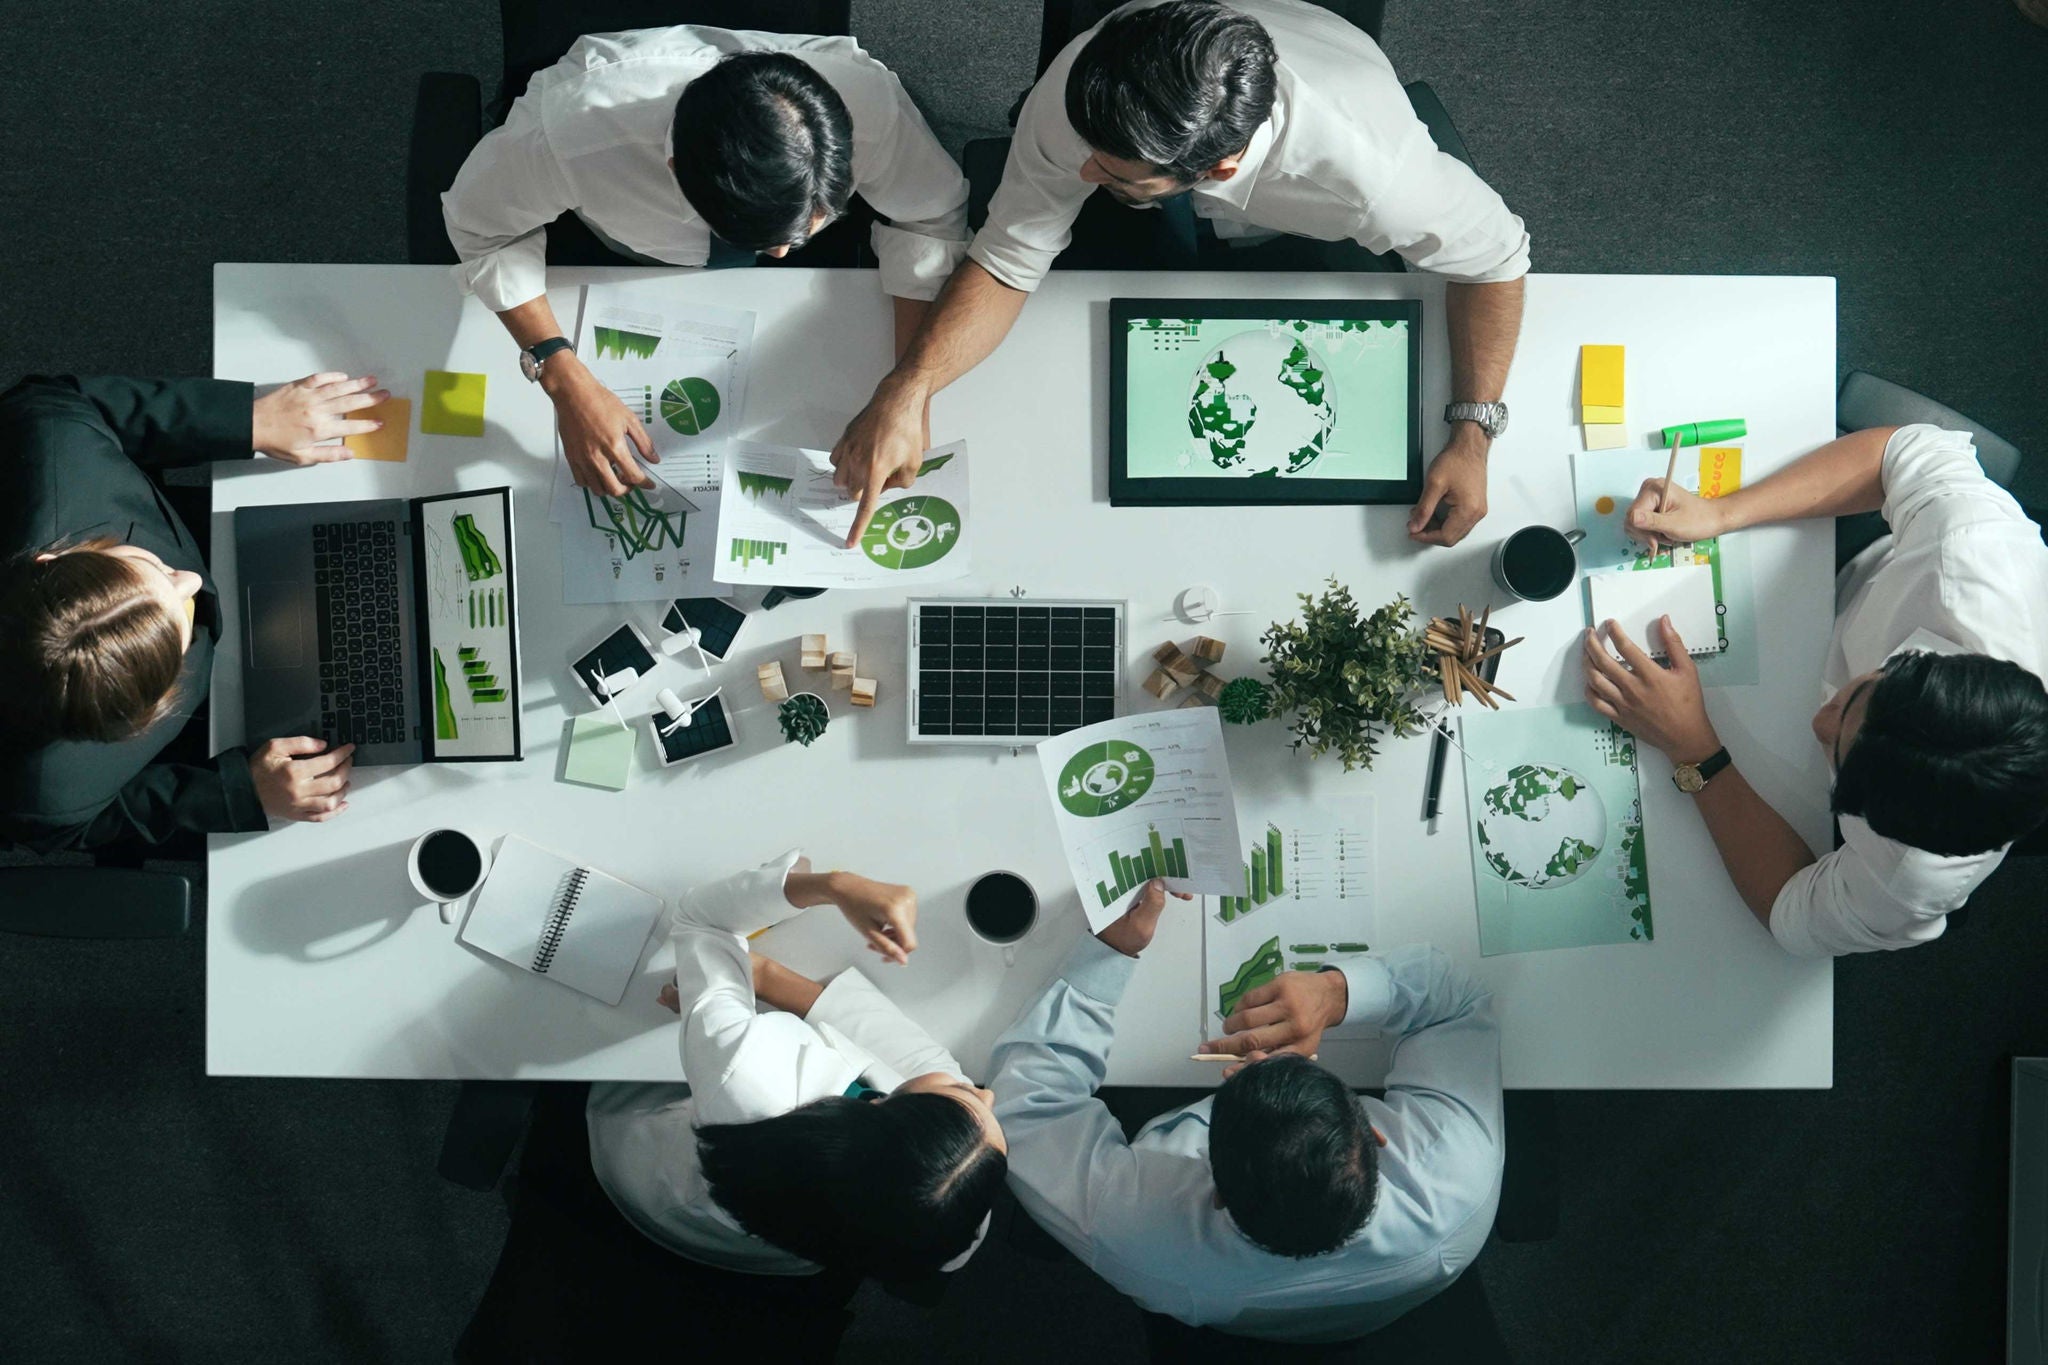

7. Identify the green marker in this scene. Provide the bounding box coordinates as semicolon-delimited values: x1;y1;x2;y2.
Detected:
1655;418;1746;447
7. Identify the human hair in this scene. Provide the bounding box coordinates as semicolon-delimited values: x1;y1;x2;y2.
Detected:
1064;0;1278;182
670;52;854;253
1832;650;2048;856
0;539;185;744
1209;1054;1376;1257
697;1091;1005;1277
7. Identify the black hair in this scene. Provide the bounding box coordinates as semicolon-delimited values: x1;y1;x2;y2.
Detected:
1832;650;2048;856
1064;0;1278;183
1209;1054;1376;1258
670;51;855;253
697;1090;1005;1277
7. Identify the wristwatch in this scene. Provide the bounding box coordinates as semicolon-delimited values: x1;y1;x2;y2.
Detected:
1444;401;1509;440
1672;747;1732;794
518;336;574;382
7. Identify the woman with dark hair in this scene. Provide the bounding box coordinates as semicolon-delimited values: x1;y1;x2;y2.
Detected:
0;370;387;851
586;852;1007;1280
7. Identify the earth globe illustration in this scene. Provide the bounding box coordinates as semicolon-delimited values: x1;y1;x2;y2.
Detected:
1185;326;1337;475
1475;764;1607;889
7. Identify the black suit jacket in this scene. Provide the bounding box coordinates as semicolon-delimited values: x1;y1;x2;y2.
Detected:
0;374;268;851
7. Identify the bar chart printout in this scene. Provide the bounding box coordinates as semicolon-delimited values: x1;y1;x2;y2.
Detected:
1089;823;1195;908
1202;795;1379;1039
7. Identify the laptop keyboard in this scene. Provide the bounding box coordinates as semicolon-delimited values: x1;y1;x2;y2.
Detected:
312;520;407;747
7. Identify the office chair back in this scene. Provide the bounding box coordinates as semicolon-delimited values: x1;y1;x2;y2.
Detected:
0;866;192;938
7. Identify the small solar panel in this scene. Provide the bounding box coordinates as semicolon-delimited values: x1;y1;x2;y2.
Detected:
650;693;736;766
662;597;748;660
908;599;1123;745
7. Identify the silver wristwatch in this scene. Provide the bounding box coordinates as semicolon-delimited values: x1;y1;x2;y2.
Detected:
519;336;574;382
1444;401;1509;439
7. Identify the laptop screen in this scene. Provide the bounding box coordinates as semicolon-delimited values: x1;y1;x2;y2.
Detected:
415;488;521;760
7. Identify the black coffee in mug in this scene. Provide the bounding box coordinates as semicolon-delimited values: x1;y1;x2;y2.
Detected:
1494;526;1585;602
965;872;1037;944
417;829;484;899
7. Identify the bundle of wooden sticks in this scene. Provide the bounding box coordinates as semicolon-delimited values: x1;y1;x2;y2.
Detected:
1423;607;1522;709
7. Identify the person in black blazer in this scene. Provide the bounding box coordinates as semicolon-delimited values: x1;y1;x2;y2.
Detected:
0;371;388;852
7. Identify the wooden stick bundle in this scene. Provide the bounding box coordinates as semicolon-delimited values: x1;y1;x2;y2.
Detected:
1425;607;1522;710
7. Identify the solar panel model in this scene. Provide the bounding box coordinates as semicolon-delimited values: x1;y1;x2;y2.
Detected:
650;694;737;765
662;597;748;661
908;599;1124;746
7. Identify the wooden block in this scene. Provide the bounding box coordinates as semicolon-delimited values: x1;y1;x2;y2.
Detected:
1142;668;1182;701
1190;636;1226;663
1583;422;1629;451
1152;640;1183;664
757;661;789;703
1164;656;1202;688
1194;671;1226;700
831;667;855;690
800;635;828;669
850;677;877;708
1177;693;1208;708
827;651;855;670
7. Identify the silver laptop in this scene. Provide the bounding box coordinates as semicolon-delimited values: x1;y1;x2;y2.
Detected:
234;487;522;765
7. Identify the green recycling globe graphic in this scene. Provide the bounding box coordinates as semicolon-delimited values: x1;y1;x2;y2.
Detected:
1186;327;1336;475
861;495;960;570
1475;764;1607;889
660;376;722;436
1057;742;1156;817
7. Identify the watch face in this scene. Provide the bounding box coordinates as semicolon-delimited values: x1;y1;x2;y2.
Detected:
519;349;541;383
1482;402;1509;438
1673;765;1704;793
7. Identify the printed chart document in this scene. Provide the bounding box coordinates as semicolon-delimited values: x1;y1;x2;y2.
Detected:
1037;708;1243;932
548;289;755;603
1459;703;1653;956
713;441;971;588
1202;795;1379;1041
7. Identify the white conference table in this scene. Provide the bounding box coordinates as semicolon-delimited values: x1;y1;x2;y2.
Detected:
211;264;1836;1088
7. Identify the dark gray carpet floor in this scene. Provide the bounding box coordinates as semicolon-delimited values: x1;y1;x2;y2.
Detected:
3;2;2045;1361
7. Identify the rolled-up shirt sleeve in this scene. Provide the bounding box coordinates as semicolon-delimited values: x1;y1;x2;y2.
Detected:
844;59;970;301
672;849;805;1122
1767;822;1988;957
1356;130;1530;283
440;93;576;313
967;60;1095;294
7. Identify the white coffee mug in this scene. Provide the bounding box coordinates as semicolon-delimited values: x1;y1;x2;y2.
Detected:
408;828;491;923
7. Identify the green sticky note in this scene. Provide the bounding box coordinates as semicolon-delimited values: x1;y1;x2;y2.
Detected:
563;713;634;791
421;370;487;437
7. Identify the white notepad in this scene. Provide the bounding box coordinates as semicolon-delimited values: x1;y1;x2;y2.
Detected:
1587;565;1721;660
458;836;665;1006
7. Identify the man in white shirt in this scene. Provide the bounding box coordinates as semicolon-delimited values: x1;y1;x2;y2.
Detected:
990;881;1503;1343
443;27;970;497
586;850;1005;1276
829;0;1530;547
1585;424;2048;956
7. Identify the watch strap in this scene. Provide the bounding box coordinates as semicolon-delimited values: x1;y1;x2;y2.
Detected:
1696;747;1732;782
525;337;573;363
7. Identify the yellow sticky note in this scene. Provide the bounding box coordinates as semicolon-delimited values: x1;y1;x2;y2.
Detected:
1581;405;1627;425
1697;445;1743;499
342;397;411;462
1583;423;1629;450
421;371;487;437
1581;344;1625;409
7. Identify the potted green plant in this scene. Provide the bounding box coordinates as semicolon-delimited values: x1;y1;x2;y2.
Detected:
1222;578;1428;772
776;692;830;747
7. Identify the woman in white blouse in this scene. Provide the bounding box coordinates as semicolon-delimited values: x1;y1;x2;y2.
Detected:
585;851;1007;1280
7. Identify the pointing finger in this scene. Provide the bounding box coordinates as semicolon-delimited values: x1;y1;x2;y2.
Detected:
845;469;886;549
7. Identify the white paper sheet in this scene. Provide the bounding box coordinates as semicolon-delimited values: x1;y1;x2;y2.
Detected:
712;440;971;588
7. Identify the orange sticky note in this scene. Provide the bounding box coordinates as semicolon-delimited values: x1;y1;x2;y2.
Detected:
342;397;411;462
1696;445;1743;499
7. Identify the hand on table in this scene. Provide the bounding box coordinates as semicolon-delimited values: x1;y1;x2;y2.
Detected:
826;872;920;965
829;380;926;546
1407;431;1489;546
249;737;354;823
1095;879;1193;959
1624;478;1725;555
1197;968;1349;1074
1582;616;1721;763
252;373;390;465
546;356;657;498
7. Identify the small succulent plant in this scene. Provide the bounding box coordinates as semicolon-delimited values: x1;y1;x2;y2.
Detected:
1217;676;1274;726
777;692;830;747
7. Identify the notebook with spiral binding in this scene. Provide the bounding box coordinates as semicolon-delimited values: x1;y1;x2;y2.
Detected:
457;836;665;1006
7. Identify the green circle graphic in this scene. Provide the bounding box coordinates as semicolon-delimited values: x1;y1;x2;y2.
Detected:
861;496;961;570
1057;742;1156;817
660;377;722;436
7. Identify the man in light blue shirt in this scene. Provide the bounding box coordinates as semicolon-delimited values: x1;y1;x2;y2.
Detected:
989;881;1503;1343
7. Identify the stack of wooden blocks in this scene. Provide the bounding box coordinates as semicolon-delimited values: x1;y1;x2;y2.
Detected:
1144;636;1229;707
1581;344;1626;450
793;634;876;708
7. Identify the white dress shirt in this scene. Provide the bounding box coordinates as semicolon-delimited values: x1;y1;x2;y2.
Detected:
586;850;978;1274
990;939;1501;1343
1769;425;2048;957
971;0;1530;293
443;27;970;312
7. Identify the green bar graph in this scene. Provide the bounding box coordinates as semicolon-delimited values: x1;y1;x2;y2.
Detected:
730;537;788;567
1096;881;1116;907
1148;827;1167;878
1250;847;1268;905
1139;847;1158;880
470;688;507;703
1266;825;1284;896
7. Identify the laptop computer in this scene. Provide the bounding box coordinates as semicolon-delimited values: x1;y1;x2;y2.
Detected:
234;487;522;766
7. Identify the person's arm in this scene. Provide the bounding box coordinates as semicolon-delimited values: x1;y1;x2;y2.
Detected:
1365;945;1503;1196
1583;617;1817;927
22;376;256;471
1624;426;1894;549
4;744;266;853
1766;838;1966;958
839;53;972;311
1408;278;1526;546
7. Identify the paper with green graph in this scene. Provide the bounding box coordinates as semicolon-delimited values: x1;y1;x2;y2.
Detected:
1200;795;1379;1040
713;440;971;588
420;491;517;758
1036;708;1242;933
1459;703;1654;956
548;289;753;603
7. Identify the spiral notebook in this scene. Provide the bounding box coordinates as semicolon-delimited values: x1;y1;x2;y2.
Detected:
457;836;665;1006
1586;564;1723;660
